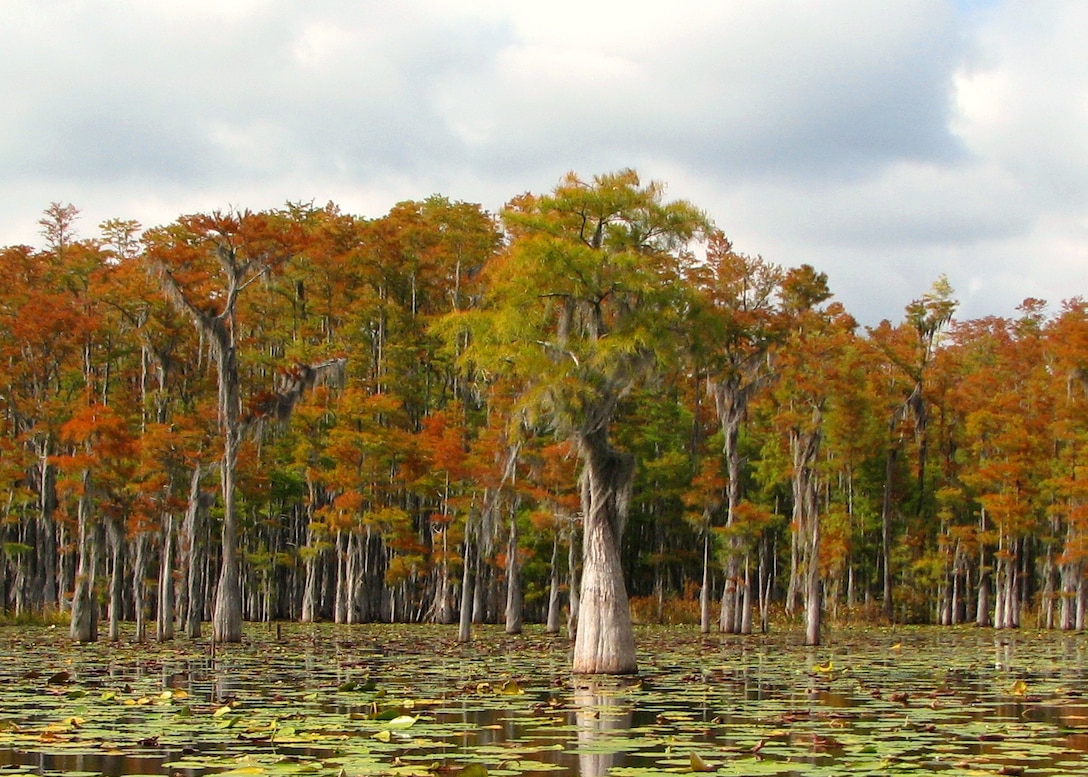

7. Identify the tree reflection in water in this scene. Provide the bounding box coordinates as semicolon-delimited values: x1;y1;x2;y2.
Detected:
574;678;637;777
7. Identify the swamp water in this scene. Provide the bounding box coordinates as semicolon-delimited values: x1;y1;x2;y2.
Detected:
2;624;1088;776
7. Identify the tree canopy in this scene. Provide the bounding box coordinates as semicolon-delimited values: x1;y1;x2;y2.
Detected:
2;179;1087;669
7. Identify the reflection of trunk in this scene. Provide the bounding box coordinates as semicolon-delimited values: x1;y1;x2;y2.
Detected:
505;511;522;634
70;471;98;642
574;681;636;777
573;429;637;675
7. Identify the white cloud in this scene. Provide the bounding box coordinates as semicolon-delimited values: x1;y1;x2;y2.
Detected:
1;0;1085;324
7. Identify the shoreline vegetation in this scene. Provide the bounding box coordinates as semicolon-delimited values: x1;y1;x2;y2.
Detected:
1;171;1087;673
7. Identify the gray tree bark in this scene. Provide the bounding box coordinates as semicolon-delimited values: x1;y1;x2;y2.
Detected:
572;429;637;674
504;511;523;634
70;471;98;643
157;512;175;641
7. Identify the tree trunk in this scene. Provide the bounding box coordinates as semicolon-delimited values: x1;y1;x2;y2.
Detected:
457;532;474;643
345;531;363;624
572;430;637;675
976;569;991;627
132;530;149;642
711;377;761;635
181;464;207;639
38;443;59;613
699;529;711;634
785;529;801;616
107;519;125;642
740;557;753;635
70;470;99;643
300;532;323;624
546;532;562;634
567;520;581;639
1077;575;1087;631
334;531;348;623
432;527;453;624
212;408;243;642
881;442;897;622
505;511;523;634
792;421;822;647
158;512;175;641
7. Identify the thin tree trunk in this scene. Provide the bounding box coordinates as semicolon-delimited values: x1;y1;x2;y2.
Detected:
457;531;474;643
107;519;125;642
546;532;561;634
38;441;59;614
881;442;897;621
793;421;822;647
300;529;323;624
181;464;207;639
132;531;149;642
212;409;242;642
699;529;711;634
70;470;98;643
740;557;753;635
505;511;523;635
158;512;175;641
567;519;581;639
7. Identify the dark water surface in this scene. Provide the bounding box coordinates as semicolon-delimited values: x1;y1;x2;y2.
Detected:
3;624;1088;776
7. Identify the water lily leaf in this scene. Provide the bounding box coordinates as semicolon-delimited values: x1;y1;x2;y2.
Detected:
386;715;418;729
689;752;713;772
499;680;524;696
218;766;266;775
456;765;488;777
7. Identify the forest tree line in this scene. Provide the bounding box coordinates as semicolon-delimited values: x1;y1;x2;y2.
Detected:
2;170;1087;648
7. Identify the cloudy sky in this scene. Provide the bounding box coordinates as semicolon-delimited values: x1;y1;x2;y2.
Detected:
3;0;1085;325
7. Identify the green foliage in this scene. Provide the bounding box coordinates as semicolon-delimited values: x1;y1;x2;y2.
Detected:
2;175;1088;638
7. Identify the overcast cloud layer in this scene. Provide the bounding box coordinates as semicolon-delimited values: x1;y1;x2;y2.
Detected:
3;0;1085;324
